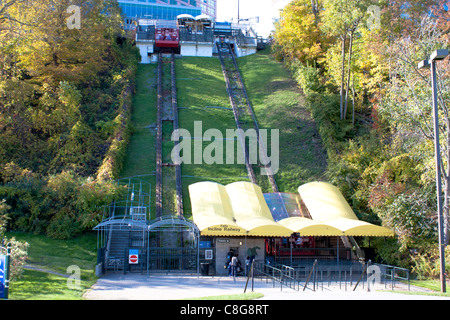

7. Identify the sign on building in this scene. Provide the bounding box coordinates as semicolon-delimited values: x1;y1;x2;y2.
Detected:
129;249;139;265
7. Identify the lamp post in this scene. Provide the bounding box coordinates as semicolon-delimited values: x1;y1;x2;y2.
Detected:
418;49;449;293
238;0;240;22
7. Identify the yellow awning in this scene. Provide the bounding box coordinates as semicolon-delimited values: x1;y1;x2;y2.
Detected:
188;182;246;236
298;182;394;237
326;217;395;237
189;181;292;237
189;181;394;238
298;182;359;221
278;217;343;236
226;182;292;237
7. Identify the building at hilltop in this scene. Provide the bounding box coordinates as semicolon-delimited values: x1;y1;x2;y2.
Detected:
117;0;267;61
118;0;216;27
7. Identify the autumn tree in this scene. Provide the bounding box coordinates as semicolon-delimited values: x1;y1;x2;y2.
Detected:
320;0;380;120
273;0;329;66
0;0;137;175
378;15;450;245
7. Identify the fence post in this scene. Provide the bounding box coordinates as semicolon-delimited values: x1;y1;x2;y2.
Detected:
353;261;368;291
303;259;317;291
244;260;255;293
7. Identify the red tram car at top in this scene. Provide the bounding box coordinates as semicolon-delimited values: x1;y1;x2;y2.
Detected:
155;28;179;48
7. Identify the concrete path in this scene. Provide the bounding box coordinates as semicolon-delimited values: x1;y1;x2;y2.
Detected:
83;273;450;300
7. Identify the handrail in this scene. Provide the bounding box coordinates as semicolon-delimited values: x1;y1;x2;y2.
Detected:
253;261;289;290
303;259;318;291
374;263;410;290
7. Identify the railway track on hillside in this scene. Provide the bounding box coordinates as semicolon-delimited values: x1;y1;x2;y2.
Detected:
156;52;183;219
155;45;278;220
217;42;279;193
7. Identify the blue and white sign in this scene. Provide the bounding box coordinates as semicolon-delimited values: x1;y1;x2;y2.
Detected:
0;255;5;299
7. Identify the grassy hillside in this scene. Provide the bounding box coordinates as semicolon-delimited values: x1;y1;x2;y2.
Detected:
121;64;158;178
120;50;328;219
237;49;327;193
176;57;250;217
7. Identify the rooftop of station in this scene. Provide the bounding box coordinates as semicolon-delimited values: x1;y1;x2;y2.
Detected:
188;181;394;238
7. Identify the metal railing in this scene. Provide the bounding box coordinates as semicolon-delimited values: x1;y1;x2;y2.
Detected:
179;28;214;43
252;260;411;292
374;263;410;290
136;31;155;41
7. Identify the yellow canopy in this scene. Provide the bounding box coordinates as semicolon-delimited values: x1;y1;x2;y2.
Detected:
225;182;292;237
278;217;343;236
298;182;394;237
298;182;359;221
189;181;292;237
325;217;395;237
188;181;394;237
188;182;246;236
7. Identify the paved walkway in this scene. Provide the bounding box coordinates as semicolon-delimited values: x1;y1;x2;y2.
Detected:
83;273;450;300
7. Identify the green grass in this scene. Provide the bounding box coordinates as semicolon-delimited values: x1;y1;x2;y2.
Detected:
120;52;328;218
10;270;93;300
6;232;98;300
408;279;450;296
121;58;251;219
237;49;328;193
120;63;158;217
175;57;251;218
121;63;157;178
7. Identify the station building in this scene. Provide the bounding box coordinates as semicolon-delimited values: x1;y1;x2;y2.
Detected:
118;0;206;26
94;180;393;276
189;181;393;276
117;0;265;62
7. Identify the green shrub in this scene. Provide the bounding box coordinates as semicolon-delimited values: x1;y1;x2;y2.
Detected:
411;247;450;280
305;92;354;154
0;168;126;239
294;64;324;95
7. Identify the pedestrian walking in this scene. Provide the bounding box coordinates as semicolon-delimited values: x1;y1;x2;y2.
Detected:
231;254;239;278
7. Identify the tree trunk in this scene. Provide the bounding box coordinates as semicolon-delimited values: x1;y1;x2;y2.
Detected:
351;75;356;125
343;28;354;120
311;0;319;26
340;32;347;120
344;19;360;120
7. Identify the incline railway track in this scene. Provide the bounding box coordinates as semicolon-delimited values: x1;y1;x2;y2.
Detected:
217;42;279;193
156;52;183;219
155;44;278;221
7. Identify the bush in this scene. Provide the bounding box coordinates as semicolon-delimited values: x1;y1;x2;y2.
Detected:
294;64;324;95
305;92;354;154
1;199;29;281
0;169;126;239
411;247;450;280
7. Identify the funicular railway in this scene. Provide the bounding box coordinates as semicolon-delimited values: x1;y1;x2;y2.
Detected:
217;40;278;193
94;17;395;281
215;40;363;272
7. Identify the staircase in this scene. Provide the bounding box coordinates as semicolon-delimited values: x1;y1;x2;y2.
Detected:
105;229;147;271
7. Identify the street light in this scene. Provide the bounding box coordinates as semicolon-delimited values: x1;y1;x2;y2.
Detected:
418;49;449;294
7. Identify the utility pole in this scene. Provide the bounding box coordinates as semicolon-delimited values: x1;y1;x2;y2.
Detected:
418;49;449;293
